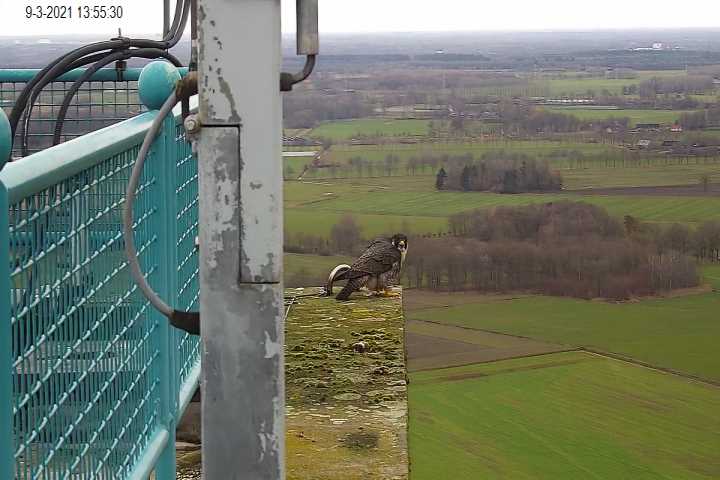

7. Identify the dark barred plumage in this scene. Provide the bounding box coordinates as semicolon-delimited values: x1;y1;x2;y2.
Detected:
327;234;408;301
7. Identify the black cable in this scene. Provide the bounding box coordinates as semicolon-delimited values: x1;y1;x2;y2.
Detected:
9;0;189;149
52;49;182;146
166;0;185;42
15;0;190;155
19;32;187;153
16;50;116;155
189;0;198;72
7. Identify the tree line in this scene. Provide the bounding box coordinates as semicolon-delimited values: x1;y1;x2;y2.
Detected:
437;152;563;193
283;93;373;129
638;75;715;98
679;106;720;130
284;202;719;299
404;202;702;300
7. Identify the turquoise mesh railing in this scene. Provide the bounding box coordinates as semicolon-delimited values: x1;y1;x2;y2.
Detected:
0;68;188;158
0;102;200;479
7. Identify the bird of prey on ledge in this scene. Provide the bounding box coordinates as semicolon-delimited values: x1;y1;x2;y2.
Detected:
326;233;408;301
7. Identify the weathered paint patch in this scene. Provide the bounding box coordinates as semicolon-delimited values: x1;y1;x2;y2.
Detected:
217;77;241;123
198;129;239;271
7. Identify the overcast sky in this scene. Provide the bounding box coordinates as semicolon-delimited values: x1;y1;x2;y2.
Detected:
1;0;719;37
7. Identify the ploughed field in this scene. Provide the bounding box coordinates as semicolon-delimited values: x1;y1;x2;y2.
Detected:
405;286;720;382
405;319;568;372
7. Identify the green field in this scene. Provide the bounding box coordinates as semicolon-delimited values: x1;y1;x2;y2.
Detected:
562;164;720;189
294;182;720;224
541;107;692;126
529;70;690;97
285;179;449;237
702;264;720;290
284;176;720;242
285;209;447;238
409;291;720;381
309;118;430;140
299;141;720;184
283;157;311;178
450;70;709;104
326;140;619;166
409;351;720;480
284;253;353;286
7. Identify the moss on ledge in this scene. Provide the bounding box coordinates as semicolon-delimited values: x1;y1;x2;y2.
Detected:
285;287;408;480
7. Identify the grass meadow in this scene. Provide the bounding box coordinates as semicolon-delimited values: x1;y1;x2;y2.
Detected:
290;181;720;224
702;264;720;289
409;351;720;480
290;140;720;187
463;70;692;98
325;140;620;166
284;209;447;238
309;118;430;140
408;290;720;382
561;164;720;189
541;107;692;126
529;70;690;97
284;174;720;245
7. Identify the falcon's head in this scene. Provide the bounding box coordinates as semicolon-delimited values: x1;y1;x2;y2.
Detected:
391;233;408;254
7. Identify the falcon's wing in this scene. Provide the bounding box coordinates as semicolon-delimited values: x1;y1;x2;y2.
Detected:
346;241;401;279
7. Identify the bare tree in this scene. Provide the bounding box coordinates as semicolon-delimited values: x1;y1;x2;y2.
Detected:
700;173;711;192
330;215;363;254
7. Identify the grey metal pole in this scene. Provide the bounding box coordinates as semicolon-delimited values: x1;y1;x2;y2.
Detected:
196;0;284;478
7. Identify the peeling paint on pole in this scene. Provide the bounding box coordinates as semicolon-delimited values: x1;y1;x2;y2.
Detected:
197;0;284;478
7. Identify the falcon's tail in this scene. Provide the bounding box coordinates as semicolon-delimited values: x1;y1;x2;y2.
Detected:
325;264;351;296
336;278;364;301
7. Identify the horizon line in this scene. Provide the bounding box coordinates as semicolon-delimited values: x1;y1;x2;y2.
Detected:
3;26;720;39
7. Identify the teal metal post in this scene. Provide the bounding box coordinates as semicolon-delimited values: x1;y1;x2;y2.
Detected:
0;67;190;83
163;113;180;415
0;181;12;480
150;115;178;479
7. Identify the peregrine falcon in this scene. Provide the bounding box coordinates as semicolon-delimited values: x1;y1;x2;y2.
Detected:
326;234;408;301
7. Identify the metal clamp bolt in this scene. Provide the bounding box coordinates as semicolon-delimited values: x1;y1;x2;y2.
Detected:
184;114;202;135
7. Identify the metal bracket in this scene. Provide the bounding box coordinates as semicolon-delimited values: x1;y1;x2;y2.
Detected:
280;1;319;91
280;55;316;92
